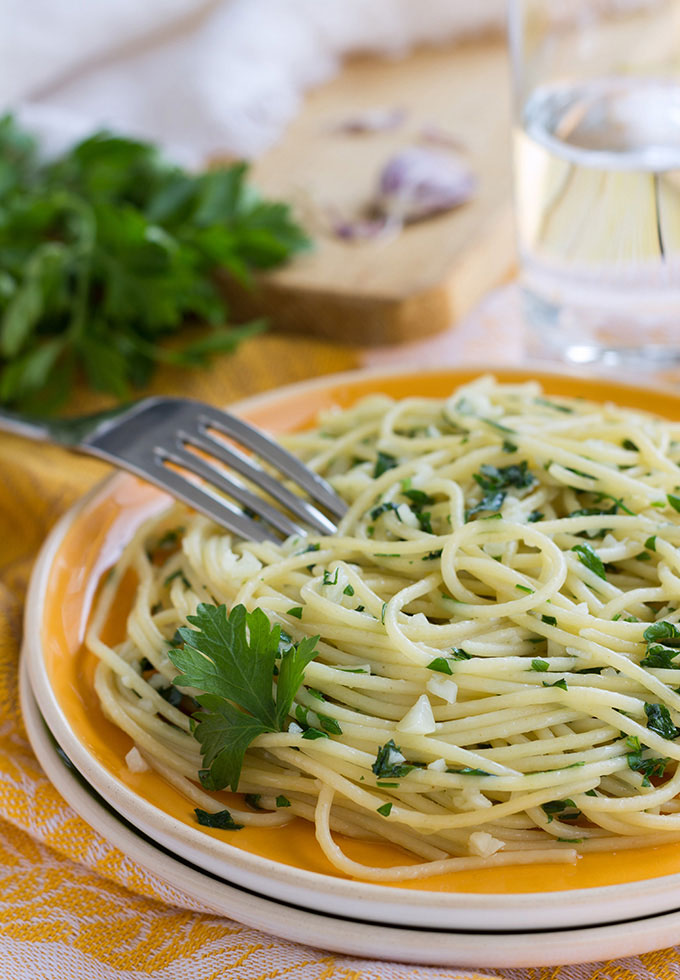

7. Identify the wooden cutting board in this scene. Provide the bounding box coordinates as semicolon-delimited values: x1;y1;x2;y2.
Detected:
228;37;515;346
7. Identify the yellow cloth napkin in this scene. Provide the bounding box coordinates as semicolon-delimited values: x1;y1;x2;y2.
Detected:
2;339;680;979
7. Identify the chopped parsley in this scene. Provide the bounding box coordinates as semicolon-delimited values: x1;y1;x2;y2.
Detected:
377;802;393;817
447;767;492;776
531;659;549;672
465;489;506;521
643;621;680;643
276;795;291;807
474;461;536;493
402;489;435;509
644;702;680;741
374;452;398;478
541;799;581;823
372;739;413;779
572;543;606;580
317;713;343;735
195;808;243;830
369;501;401;521
535;397;573;413
301;728;329;740
427;657;453;675
640;645;680;669
626;737;670;786
343;584;355;596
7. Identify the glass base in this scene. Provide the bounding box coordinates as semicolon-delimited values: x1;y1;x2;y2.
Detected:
522;288;680;369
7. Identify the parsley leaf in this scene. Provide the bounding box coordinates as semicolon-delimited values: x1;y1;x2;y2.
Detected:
195;808;243;830
572;543;606;580
169;603;319;791
641;645;680;669
474;461;536;493
643;621;680;643
465;489;506;521
644;702;680;741
541;799;581;823
374;451;398;478
626;737;670;786
372;739;413;779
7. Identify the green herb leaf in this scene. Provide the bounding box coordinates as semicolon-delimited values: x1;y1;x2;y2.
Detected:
374;451;398;478
377;802;393;816
168;603;319;791
465;489;506;521
427;657;453;675
643;621;680;643
195;808;243;830
372;739;413;779
276;795;291;807
669;494;680;513
543;678;568;690
641;645;680;669
369;501;401;521
531;658;549;672
473;461;536;493
446;767;492;776
541;799;581;823
644;702;680;740
572;543;606;580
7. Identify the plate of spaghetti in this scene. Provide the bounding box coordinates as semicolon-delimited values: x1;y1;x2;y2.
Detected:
22;366;680;963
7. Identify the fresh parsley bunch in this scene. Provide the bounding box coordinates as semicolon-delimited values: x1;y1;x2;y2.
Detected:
0;116;309;412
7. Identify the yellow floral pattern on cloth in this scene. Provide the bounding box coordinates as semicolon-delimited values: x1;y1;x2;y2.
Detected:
2;398;680;980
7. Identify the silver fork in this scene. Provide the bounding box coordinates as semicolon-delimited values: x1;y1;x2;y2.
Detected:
0;397;347;542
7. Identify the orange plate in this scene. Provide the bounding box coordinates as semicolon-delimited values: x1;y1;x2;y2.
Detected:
38;366;680;894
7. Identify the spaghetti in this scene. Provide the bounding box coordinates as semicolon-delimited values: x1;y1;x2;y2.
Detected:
87;376;680;880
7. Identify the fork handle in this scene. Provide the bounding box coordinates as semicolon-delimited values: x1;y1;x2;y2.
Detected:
0;404;138;449
0;408;55;443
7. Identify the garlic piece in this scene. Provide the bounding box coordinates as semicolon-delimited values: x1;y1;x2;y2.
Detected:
396;694;436;734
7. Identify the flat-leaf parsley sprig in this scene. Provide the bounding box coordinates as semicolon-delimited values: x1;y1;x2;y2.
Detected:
0;116;310;412
169;603;320;792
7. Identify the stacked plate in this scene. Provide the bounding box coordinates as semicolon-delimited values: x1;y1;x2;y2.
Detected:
20;367;680;968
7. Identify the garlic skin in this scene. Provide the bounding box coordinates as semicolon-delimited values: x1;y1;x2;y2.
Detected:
377;146;476;222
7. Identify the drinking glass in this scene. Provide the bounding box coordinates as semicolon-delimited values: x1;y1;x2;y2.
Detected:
509;0;680;366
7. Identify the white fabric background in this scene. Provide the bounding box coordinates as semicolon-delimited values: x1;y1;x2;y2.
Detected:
0;0;505;163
